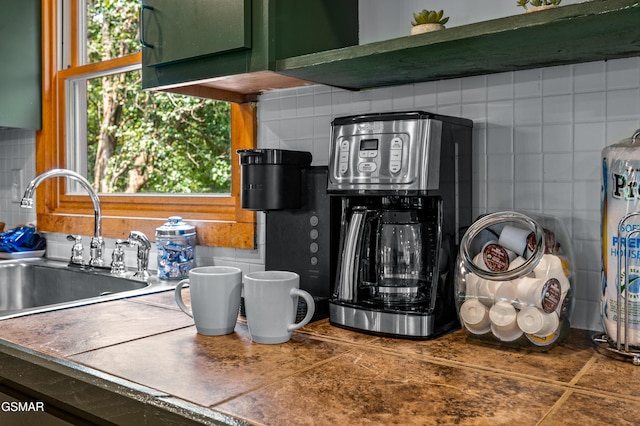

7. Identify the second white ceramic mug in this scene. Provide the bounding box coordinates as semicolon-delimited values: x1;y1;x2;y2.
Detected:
175;266;242;336
243;271;315;344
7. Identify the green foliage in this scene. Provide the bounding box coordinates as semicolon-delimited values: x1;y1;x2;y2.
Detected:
85;0;231;194
411;9;449;26
517;0;561;10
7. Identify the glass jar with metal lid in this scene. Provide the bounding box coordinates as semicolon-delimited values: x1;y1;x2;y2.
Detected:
455;211;575;351
156;216;196;280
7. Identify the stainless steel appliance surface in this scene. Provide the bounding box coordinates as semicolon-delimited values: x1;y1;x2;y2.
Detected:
328;111;473;339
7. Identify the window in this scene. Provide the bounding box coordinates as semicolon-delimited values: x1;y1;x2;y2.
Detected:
36;0;256;248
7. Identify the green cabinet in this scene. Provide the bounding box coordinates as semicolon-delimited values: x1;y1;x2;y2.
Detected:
140;0;358;102
0;0;41;129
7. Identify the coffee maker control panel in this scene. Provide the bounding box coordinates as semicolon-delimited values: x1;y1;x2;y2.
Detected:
329;112;445;192
337;134;408;177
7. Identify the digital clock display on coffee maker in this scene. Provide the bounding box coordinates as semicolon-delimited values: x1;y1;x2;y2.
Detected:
359;138;378;151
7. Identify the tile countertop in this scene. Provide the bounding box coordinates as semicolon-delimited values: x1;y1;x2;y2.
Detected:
0;290;640;425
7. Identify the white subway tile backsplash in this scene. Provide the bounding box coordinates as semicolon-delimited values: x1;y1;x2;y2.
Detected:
487;155;513;181
605;57;640;90
514;126;542;154
436;78;461;105
514;68;541;99
391;85;416;110
514;154;542;182
574;91;606;123
413;81;437;107
574;122;606;151
572;210;600;241
487;100;514;127
436;104;461;118
606;89;640;121
461;75;486;103
573;151;600;181
542;94;573;124
487;181;514;211
542;123;573;152
542;65;573;95
514;97;542;125
543;153;573;181
461;102;486;123
572;180;600;212
486;127;512;154
573;61;605;93
606;120;640;145
486;72;513;100
514;182;542;211
542;182;572;211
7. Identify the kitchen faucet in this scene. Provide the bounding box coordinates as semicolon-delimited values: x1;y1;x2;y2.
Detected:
20;168;106;267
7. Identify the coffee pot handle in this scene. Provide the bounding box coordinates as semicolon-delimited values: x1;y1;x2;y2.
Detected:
336;207;366;302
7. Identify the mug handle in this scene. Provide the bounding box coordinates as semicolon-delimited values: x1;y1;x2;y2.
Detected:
287;288;316;332
174;279;193;318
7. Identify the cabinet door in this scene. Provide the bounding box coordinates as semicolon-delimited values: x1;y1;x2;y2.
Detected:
141;0;251;67
0;0;41;129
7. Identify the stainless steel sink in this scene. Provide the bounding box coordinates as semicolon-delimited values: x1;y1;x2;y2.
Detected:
0;258;175;320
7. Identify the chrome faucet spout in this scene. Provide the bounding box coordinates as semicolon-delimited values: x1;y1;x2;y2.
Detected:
21;168;105;266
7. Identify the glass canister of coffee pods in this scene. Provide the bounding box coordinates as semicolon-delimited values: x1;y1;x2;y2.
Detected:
156;216;196;280
454;211;575;351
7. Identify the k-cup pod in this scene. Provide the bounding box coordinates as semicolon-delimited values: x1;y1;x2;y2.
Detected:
464;272;481;298
473;252;489;271
525;228;559;258
517;307;559;336
533;254;564;279
498;225;531;256
494;280;517;303
481;241;516;272
508;256;527;271
460;299;491;334
516;276;561;313
489;301;523;342
477;278;498;306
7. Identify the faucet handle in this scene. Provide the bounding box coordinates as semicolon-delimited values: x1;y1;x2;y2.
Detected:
128;231;151;280
66;234;84;265
110;239;130;275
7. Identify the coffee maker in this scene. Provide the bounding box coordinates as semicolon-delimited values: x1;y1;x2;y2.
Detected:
328;111;473;339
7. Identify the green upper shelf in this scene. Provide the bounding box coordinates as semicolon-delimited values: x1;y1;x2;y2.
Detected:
276;0;640;91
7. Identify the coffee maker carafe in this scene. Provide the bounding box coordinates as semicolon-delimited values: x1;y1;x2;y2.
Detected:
359;203;431;306
328;111;473;339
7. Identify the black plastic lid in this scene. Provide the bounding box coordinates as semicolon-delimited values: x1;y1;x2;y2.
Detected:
237;149;312;166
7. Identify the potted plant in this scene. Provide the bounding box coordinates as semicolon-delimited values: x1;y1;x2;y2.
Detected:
410;9;449;35
517;0;561;13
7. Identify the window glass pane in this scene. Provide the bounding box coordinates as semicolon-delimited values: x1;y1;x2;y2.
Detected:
86;0;140;63
83;68;232;194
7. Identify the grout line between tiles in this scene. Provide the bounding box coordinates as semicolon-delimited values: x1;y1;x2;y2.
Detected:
64;325;195;358
207;345;362;409
535;389;575;426
566;351;599;386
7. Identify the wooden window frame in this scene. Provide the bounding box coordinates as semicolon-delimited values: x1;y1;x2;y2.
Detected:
35;0;256;249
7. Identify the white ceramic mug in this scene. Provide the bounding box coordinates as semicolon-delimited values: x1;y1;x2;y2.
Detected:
174;266;242;336
243;271;315;344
